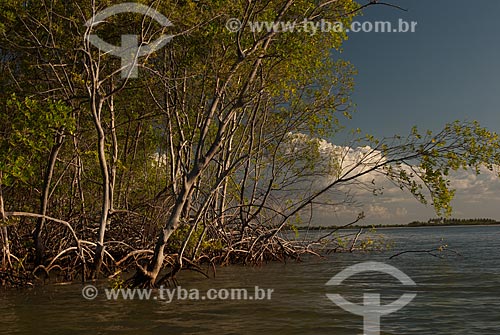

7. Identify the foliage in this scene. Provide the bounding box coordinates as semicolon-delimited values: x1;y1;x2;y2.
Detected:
0;96;73;186
0;0;499;286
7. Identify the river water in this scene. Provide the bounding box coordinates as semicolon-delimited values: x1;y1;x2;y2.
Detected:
1;225;499;335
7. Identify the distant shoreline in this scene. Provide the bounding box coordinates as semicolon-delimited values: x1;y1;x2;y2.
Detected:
295;219;500;231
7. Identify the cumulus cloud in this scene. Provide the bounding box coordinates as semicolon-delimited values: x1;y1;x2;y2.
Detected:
284;133;500;225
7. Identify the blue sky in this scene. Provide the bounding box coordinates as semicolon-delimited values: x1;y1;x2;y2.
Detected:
339;0;500;138
317;0;500;225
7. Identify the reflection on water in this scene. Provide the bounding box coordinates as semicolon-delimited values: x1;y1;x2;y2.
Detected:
1;225;499;335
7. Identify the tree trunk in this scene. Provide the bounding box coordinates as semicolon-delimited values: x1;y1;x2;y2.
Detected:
0;172;11;269
34;133;64;265
92;97;111;278
135;183;190;286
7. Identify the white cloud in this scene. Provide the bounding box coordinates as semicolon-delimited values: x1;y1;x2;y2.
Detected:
286;133;500;225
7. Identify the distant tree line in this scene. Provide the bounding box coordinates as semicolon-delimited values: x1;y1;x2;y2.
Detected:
408;218;498;227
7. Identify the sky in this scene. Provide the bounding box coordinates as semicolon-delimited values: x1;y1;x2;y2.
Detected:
340;0;500;138
316;0;500;225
